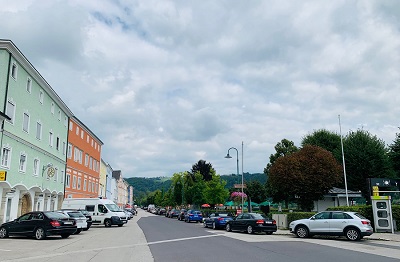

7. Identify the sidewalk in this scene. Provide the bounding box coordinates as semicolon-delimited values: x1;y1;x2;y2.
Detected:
275;229;400;242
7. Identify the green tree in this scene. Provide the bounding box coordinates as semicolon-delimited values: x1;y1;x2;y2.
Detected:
268;145;342;211
186;172;206;206
388;129;400;177
171;173;184;205
343;129;395;199
203;174;229;205
245;180;267;204
301;129;342;160
264;139;298;174
191;160;215;181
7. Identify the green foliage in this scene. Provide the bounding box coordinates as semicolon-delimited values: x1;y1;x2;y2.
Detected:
286;212;315;225
343;130;395;199
245;180;267;204
301;129;342;160
191;160;215;181
268;145;342;211
264;139;299;174
203;174;229;205
388;129;400;177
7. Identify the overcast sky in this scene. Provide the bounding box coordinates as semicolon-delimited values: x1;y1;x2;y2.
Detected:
1;0;399;178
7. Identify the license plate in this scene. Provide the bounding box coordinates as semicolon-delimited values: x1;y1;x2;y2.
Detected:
64;221;73;225
265;221;272;224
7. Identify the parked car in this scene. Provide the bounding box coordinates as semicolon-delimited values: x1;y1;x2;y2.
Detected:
56;210;87;234
203;212;233;229
78;210;92;231
177;209;187;221
168;209;179;218
225;213;277;234
0;211;77;240
289;211;373;241
158;208;166;216
184;210;203;223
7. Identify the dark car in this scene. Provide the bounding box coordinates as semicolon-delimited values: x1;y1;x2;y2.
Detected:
177;209;187;221
184;210;203;223
225;213;277;234
0;211;77;240
203;212;233;229
158;208;166;216
168;209;179;218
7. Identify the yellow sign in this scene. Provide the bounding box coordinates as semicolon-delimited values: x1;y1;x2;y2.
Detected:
372;186;379;196
0;171;7;181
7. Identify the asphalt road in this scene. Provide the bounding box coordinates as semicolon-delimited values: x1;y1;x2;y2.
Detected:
139;212;400;262
1;210;400;262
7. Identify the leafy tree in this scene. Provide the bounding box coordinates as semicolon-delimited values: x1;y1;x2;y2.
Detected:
301;129;342;160
245;180;267;204
191;160;215;181
343;129;395;199
171;173;184;205
264;139;298;174
388;128;400;177
203;174;229;205
186;172;206;205
268;145;342;211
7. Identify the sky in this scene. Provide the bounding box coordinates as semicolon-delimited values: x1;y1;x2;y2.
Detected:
0;0;399;178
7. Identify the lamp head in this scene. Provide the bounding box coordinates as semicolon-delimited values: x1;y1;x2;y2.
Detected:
225;153;232;159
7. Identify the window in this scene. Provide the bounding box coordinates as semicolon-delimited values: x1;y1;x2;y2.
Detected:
78;177;81;190
19;154;27;172
87;135;89;143
74;147;82;163
23;113;30;133
6;100;15;124
89;157;93;170
72;176;77;189
84;179;87;191
62;142;66;155
33;158;40;176
66;173;71;187
76;126;79;135
51;103;54;114
39;90;44;104
11;62;17;79
26;78;32;93
64;116;68;127
81;130;84;139
54;167;58;182
61;170;64;184
92;182;95;193
88;181;92;192
36;122;42;140
69;121;73;131
1;147;11;168
49;131;53;147
67;143;72;159
85;154;89;167
58;110;61;121
56;136;60;151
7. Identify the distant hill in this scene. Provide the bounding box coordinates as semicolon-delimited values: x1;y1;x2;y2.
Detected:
126;173;267;198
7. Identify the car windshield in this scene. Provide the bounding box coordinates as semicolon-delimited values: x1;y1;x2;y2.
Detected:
46;212;69;219
105;203;122;212
218;213;230;217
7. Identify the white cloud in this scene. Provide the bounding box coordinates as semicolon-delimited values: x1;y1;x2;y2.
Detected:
1;0;399;178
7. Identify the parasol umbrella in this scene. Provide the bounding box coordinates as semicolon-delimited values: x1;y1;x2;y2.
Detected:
201;203;211;208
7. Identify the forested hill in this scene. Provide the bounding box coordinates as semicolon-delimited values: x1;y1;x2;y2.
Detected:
125;173;267;198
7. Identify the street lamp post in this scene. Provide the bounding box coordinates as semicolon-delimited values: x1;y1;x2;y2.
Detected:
225;146;244;212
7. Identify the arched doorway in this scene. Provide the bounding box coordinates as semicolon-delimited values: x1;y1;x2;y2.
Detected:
20;193;32;215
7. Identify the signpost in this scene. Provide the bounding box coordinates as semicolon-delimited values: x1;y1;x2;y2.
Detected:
0;170;7;181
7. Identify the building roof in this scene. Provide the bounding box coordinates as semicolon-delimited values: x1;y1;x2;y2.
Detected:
326;187;362;197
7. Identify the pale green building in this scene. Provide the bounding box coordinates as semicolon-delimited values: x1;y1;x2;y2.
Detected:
0;40;73;222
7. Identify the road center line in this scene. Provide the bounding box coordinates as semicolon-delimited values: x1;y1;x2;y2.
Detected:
147;233;225;245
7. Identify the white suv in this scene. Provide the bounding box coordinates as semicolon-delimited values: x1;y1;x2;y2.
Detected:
56;210;88;234
289;211;373;241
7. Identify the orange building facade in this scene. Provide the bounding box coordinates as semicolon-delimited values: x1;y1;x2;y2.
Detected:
65;117;103;198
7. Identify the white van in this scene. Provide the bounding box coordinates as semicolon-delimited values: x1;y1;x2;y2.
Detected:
61;198;128;227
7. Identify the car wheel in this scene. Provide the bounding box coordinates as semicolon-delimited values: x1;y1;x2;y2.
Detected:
35;227;46;240
266;232;273;235
61;234;70;239
0;227;9;238
75;228;82;234
104;219;112;227
203;222;207;228
345;228;361;241
295;225;309;238
247;225;254;234
212;222;217;230
226;223;232;232
118;224;123;227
